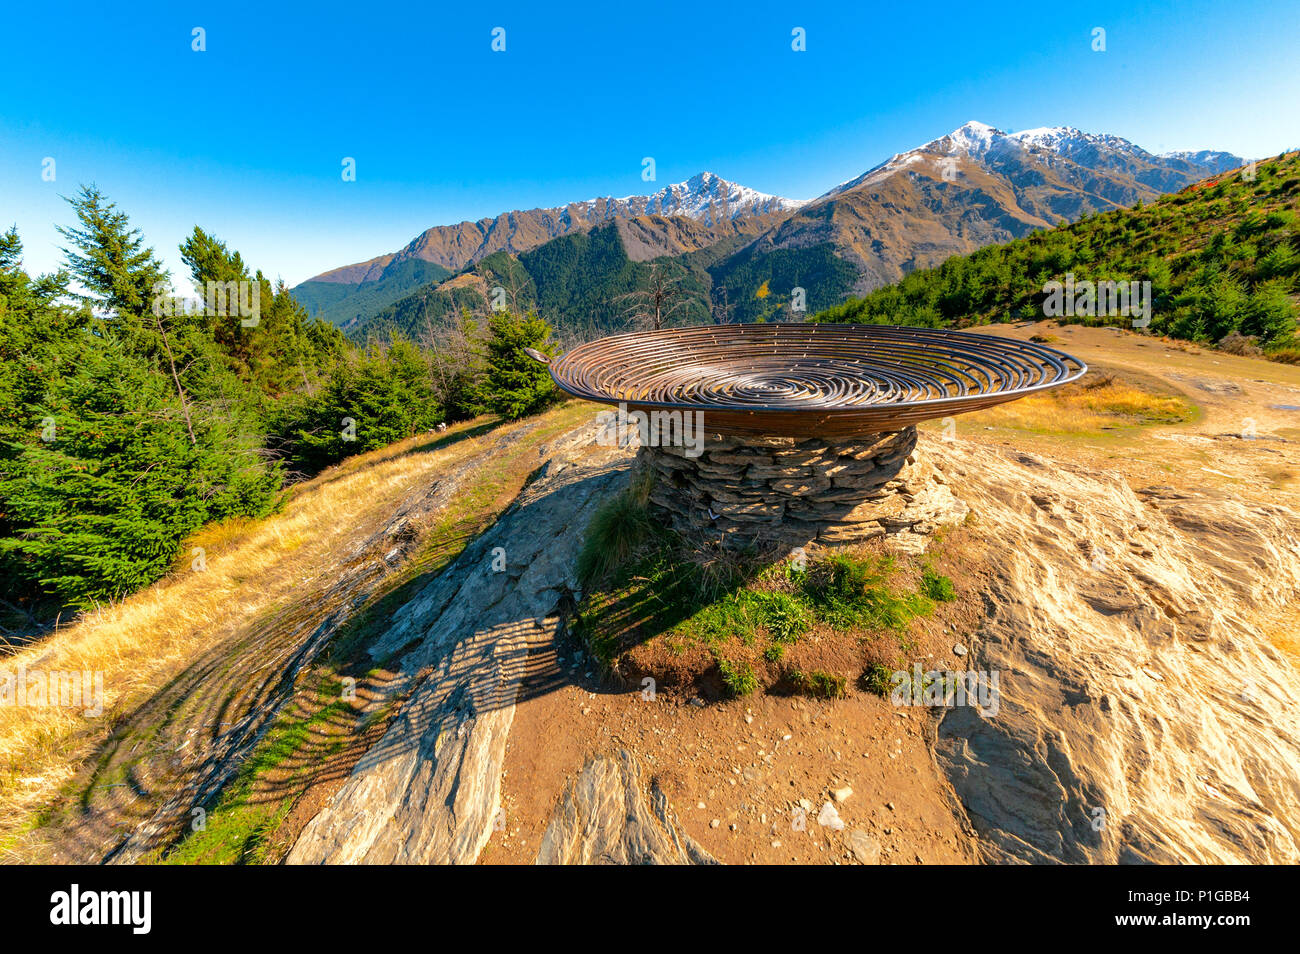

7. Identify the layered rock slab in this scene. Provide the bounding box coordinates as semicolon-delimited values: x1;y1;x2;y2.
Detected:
931;443;1300;864
534;749;717;865
286;425;629;864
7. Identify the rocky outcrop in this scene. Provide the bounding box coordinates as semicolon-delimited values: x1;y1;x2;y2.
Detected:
932;442;1300;864
534;749;718;865
282;420;1300;866
640;427;968;550
286;425;630;864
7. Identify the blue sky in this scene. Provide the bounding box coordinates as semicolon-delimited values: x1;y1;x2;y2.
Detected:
3;0;1298;287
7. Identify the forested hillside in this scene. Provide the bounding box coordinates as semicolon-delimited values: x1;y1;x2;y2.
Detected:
291;259;453;327
352;223;857;344
817;152;1300;357
0;190;558;626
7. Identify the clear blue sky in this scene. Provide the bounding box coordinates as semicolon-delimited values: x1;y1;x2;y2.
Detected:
3;0;1297;287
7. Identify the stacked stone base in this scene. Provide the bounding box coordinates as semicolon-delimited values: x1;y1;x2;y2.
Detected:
640;426;967;550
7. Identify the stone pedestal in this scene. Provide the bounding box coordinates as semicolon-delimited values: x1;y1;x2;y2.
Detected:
639;427;966;550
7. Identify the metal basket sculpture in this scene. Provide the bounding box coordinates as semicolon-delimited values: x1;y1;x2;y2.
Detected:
535;323;1086;439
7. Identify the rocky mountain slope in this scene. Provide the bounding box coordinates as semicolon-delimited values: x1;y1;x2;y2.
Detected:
295;122;1245;334
760;121;1248;293
292;173;800;326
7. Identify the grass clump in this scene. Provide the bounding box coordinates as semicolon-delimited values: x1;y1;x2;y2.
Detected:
718;658;759;697
576;471;656;589
920;567;957;603
788;669;847;699
800;553;933;631
859;663;897;697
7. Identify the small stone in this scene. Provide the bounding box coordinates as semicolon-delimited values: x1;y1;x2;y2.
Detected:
817;801;846;831
952;643;967;657
710;818;720;829
832;785;853;803
847;829;880;865
886;802;895;811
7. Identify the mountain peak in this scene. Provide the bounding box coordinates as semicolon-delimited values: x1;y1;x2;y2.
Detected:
630;172;807;224
946;120;1005;153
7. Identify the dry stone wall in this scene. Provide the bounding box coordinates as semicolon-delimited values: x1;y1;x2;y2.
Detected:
639;426;968;549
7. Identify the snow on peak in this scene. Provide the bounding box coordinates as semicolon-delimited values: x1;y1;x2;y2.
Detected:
1007;126;1150;159
945;120;1004;155
593;172;807;224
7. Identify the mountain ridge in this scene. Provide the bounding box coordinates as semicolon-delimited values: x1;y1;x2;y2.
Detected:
294;122;1248;331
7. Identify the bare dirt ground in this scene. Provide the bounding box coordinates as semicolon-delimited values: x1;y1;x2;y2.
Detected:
489;547;990;865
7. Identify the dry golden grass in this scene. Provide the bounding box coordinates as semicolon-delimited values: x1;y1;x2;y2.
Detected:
962;372;1196;434
0;404;590;855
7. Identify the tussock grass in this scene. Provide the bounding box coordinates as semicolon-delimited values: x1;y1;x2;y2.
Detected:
576;470;656;590
963;371;1196;434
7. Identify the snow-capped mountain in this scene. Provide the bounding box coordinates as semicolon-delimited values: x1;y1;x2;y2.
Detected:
827;121;1247;199
587;172;808;225
304;172;803;288
613;171;806;223
756;120;1251;294
295;119;1248;329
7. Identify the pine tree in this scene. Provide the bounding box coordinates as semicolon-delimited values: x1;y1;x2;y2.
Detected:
480;310;559;420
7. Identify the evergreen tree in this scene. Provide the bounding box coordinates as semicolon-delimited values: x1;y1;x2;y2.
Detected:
480;310;559;420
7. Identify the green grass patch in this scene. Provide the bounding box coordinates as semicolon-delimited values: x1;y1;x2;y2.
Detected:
859;663;896;697
800;553;933;631
159;675;350;865
717;658;759;697
920;567;957;603
576;524;939;699
788;668;847;699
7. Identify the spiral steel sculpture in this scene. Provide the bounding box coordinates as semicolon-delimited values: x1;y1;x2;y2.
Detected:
539;323;1086;438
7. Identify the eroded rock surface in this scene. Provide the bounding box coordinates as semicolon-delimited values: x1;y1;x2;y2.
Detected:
534;749;717;865
287;425;630;864
932;439;1300;864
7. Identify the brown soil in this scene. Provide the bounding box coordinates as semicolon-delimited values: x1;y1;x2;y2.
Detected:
488;530;993;865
